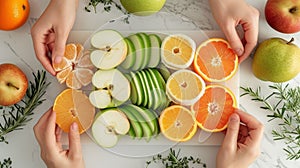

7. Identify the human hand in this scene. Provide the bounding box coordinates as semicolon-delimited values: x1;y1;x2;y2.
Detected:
216;109;264;168
31;0;78;75
209;0;259;63
33;108;85;168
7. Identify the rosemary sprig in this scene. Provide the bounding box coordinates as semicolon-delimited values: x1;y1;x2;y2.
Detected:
241;83;300;160
0;70;50;144
146;148;207;168
84;0;130;24
0;158;12;168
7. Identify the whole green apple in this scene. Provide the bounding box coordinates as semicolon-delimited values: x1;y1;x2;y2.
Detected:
252;38;300;82
120;0;166;16
265;0;300;34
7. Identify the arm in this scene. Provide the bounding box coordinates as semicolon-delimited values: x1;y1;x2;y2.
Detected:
31;0;78;75
209;0;259;63
217;109;264;168
33;108;85;168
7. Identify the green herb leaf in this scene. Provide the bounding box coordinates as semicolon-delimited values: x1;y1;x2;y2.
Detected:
241;83;300;160
0;70;50;143
0;157;12;168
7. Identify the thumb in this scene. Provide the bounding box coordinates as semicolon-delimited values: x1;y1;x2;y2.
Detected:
52;30;68;64
68;122;82;159
223;25;244;56
222;113;240;151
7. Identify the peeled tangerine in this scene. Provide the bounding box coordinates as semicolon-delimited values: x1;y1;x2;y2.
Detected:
252;37;300;82
53;43;94;89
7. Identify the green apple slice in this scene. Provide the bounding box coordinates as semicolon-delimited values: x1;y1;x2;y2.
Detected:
145;69;161;110
89;90;112;109
137;33;151;70
139;70;153;109
119;105;143;139
92;109;130;148
157;63;171;81
90;30;127;69
125;104;153;141
130;71;144;106
120;38;136;70
148;34;162;68
128;34;145;71
142;107;160;136
148;69;168;110
136;71;148;107
92;69;130;107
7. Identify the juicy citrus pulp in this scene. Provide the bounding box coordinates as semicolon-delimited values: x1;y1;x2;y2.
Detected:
53;43;94;89
191;84;237;132
161;34;196;69
166;69;205;106
193;38;238;82
53;89;95;134
159;105;197;142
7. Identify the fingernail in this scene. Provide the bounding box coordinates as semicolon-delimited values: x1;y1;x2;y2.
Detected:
230;113;239;122
71;122;78;131
234;48;243;56
55;56;62;64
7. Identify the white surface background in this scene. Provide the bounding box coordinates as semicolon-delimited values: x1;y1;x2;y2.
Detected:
1;0;300;167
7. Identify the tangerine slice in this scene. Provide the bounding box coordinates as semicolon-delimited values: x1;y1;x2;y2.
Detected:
166;69;205;106
161;34;196;70
64;43;77;62
193;38;238;82
159;105;197;142
66;71;82;90
191;84;237;132
53;89;95;134
56;66;72;84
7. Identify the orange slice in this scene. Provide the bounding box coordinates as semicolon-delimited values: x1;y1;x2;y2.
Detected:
193;38;238;82
161;34;196;70
166;69;205;106
53;43;94;89
159;105;197;142
191;84;237;132
53;89;95;134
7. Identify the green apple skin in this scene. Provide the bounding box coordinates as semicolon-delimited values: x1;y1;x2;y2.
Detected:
265;0;300;34
0;63;28;106
120;0;166;16
252;38;300;82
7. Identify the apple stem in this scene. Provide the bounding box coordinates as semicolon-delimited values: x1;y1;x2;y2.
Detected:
290;7;298;14
287;38;295;45
7;83;19;90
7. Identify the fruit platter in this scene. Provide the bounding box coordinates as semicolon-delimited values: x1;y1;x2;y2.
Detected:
52;13;240;156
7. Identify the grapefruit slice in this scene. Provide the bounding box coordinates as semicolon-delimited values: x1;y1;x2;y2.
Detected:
191;84;237;132
193;38;238;82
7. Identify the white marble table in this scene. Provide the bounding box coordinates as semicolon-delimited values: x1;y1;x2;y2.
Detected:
1;0;300;167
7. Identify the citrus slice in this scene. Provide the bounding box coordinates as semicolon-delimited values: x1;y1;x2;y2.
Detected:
53;89;96;134
191;84;237;132
161;34;196;70
166;69;205;106
159;105;197;142
193;38;238;82
53;43;94;89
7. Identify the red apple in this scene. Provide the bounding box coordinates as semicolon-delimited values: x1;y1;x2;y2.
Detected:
0;63;28;106
265;0;300;34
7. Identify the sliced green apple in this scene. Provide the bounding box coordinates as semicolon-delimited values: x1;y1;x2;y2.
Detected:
120;38;136;70
119;105;143;139
130;71;144;106
136;71;148;107
148;34;162;68
128;34;145;71
90;30;127;69
145;69;161;110
137;33;151;70
92;109;130;148
139;70;153;109
89;90;112;109
91;69;130;108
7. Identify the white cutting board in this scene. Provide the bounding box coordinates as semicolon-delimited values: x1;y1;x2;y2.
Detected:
66;30;240;157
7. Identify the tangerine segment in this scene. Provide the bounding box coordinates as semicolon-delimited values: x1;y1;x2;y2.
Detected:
161;34;196;69
53;89;95;134
159;105;197;142
166;69;205;106
192;85;237;132
194;38;238;82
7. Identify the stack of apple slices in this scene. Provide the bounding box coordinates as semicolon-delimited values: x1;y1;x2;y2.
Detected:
127;68;169;111
120;33;162;71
